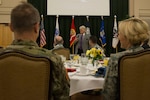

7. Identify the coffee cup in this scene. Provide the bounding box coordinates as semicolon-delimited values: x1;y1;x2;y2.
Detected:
80;65;88;74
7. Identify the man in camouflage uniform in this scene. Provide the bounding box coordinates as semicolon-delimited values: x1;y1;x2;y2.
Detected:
102;18;150;100
6;2;70;100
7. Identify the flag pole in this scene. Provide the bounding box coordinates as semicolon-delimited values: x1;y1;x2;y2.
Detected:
101;16;103;20
41;15;43;20
40;15;43;47
86;16;89;21
72;44;74;54
116;46;118;53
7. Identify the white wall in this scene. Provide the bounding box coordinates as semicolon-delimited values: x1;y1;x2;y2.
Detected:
129;0;150;45
129;0;150;28
0;0;27;23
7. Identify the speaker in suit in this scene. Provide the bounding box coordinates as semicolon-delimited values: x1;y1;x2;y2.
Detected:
74;25;90;55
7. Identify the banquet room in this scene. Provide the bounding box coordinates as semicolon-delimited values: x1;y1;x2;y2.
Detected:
0;0;150;100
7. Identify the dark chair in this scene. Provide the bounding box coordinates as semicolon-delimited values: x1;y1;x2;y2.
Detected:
53;48;70;60
118;49;150;100
0;49;51;100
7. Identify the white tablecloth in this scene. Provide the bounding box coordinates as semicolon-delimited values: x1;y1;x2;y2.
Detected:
69;72;104;96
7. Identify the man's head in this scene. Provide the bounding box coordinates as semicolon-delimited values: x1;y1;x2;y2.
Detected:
10;2;40;37
79;25;86;34
54;36;64;46
89;35;98;48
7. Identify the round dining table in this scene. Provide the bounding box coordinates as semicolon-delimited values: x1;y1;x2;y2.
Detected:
68;72;104;96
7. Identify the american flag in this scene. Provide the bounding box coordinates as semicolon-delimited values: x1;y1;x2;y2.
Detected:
40;15;46;47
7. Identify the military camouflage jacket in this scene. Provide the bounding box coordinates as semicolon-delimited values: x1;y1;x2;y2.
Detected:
102;46;144;100
6;40;70;100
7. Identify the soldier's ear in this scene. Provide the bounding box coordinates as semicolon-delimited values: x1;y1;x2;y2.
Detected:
34;22;40;34
9;23;14;32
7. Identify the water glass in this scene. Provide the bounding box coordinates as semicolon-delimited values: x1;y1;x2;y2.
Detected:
80;65;88;74
70;54;74;60
103;57;109;66
81;53;86;58
81;57;88;65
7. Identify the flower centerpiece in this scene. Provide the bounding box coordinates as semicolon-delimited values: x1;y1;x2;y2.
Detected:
86;48;103;65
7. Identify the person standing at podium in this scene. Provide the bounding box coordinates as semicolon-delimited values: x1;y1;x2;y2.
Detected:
74;25;90;55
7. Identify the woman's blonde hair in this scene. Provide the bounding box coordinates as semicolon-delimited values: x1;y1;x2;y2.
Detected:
118;17;150;46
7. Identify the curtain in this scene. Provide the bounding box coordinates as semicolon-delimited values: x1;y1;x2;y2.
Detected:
27;0;128;56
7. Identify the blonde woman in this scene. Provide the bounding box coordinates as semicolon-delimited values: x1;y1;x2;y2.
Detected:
103;17;150;100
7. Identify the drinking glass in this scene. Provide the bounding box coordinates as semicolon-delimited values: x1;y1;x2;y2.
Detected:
81;57;88;65
81;53;86;58
103;57;109;66
70;54;74;62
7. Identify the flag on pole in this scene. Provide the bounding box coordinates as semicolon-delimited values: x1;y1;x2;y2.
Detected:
112;15;119;48
40;15;46;47
55;16;60;36
86;16;91;35
70;16;76;47
99;16;106;47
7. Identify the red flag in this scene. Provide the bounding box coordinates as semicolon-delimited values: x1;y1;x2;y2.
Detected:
70;17;76;47
40;15;46;47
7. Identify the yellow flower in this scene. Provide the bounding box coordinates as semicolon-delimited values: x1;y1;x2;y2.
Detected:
86;50;90;56
97;49;102;56
91;48;96;51
86;48;103;60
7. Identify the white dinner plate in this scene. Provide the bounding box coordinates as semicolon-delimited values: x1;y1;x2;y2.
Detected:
67;63;81;67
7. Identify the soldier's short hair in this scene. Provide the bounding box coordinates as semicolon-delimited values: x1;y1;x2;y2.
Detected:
11;2;40;33
89;35;98;44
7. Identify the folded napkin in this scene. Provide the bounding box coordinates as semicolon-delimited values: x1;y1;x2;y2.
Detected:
66;68;76;72
94;67;106;77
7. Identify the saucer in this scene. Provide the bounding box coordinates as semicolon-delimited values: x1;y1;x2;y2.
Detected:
72;64;81;67
68;72;76;77
76;72;89;76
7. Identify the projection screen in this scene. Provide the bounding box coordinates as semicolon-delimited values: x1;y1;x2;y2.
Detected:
47;0;110;16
